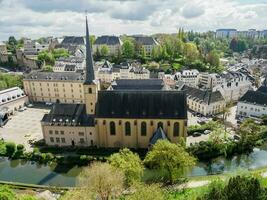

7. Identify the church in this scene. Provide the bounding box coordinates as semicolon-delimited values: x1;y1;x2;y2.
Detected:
40;17;188;149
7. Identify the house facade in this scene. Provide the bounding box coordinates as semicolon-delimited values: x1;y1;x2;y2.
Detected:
93;36;122;56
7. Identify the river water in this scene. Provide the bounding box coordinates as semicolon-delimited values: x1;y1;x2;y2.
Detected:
1;145;267;187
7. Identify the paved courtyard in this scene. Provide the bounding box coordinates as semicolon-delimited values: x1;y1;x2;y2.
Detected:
0;107;50;151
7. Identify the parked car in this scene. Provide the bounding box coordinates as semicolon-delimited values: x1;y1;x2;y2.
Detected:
27;104;34;108
45;102;53;106
203;130;211;135
18;107;27;112
192;132;201;137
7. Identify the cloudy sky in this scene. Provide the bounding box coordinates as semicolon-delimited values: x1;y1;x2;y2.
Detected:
0;0;267;41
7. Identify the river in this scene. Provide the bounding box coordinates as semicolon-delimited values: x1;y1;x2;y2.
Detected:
1;145;267;187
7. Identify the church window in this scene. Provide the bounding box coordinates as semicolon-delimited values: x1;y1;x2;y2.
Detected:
173;122;180;137
141;122;146;136
125;122;131;136
110;121;116;135
157;122;163;129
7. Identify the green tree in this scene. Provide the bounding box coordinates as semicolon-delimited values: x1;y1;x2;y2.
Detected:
109;148;143;185
184;42;199;64
42;65;53;72
100;45;109;57
5;142;16;157
37;51;55;66
125;183;164;200
144;140;196;183
237;119;262;152
78;162;124;200
225;176;263;200
206;50;220;67
52;48;70;59
122;40;135;59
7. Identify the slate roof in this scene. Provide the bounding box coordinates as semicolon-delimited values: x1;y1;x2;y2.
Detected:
109;79;166;90
65;64;76;71
149;127;169;145
41;103;94;126
96;90;187;119
61;36;85;45
24;71;85;82
132;36;158;46
257;86;267;94
181;85;224;105
95;36;122;45
0;87;26;105
239;90;267;105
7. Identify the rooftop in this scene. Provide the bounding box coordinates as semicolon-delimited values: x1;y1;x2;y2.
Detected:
109;79;167;90
181;85;225;104
41;103;94;126
95;36;122;45
96;90;187;119
24;71;85;82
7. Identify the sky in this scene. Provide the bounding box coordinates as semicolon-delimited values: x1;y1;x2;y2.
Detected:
1;0;267;41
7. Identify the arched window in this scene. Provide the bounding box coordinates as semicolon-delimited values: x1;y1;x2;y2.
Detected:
110;121;116;135
141;122;147;136
125;122;131;136
157;122;163;129
173;122;180;137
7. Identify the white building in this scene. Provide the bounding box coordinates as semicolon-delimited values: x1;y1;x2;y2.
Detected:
216;29;237;38
0;87;28;113
53;56;85;72
24;39;49;55
96;61;150;83
174;70;199;87
237;86;267;118
213;71;252;102
181;85;225;116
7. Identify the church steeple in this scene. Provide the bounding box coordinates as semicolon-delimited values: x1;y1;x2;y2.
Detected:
84;16;95;84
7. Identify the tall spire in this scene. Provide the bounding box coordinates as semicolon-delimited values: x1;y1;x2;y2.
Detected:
84;15;95;84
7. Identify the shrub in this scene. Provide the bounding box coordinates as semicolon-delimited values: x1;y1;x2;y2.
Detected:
0;185;15;200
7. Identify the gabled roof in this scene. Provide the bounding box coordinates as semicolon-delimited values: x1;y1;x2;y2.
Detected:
96;90;187;119
61;36;85;45
257;86;267;94
149;127;169;145
181;85;224;105
132;36;159;46
41;103;94;126
239;90;267;105
109;79;166;90
95;36;122;45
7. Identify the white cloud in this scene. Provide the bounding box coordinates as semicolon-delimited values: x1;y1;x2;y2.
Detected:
0;0;267;40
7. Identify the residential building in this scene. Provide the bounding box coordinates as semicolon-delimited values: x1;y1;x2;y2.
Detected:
216;29;237;38
40;17;188;149
237;86;267;118
53;56;85;72
96;61;150;83
93;36;122;56
55;36;85;55
23;72;86;103
174;70;199;87
0;42;7;53
213;71;252;102
158;72;176;88
132;36;159;55
23;39;49;55
0;87;28;113
181;85;225;116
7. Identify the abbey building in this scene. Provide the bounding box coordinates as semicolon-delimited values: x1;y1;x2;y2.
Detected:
34;18;188;148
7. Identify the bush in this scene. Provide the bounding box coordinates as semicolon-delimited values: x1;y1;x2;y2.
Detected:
0;185;15;200
5;142;16;157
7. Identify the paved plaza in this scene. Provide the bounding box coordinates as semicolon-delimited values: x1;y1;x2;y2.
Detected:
0;107;50;151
